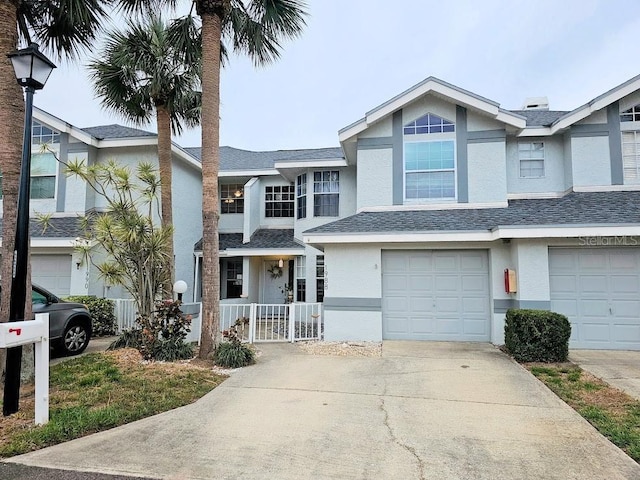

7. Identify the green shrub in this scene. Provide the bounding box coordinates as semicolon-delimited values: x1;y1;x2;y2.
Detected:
108;300;193;362
504;308;571;362
214;342;255;368
65;296;117;337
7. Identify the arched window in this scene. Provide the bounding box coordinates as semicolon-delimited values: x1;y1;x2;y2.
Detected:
403;113;455;135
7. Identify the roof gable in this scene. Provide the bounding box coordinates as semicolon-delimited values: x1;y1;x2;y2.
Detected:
339;76;527;142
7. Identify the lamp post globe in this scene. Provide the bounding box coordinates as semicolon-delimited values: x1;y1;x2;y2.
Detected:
3;43;56;417
173;280;188;302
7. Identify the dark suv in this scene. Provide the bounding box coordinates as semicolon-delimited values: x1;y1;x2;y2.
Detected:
31;284;93;356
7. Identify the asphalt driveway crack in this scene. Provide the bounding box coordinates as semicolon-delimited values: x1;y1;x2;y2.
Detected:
379;397;426;480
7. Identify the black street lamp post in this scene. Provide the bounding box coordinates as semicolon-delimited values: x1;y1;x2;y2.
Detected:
3;43;55;416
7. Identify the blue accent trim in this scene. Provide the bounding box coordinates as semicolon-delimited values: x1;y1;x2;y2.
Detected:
570;123;609;137
56;133;68;213
493;299;551;313
467;129;506;143
456;106;468;203
392;111;403;205
323;297;382;312
357;137;393;150
607;102;623;185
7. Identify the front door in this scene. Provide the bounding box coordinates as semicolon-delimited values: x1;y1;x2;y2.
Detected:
263;260;288;304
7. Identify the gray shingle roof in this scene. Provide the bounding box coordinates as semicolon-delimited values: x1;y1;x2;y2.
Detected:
185;146;344;171
304;191;640;235
82;124;156;140
508;110;569;127
0;217;85;238
194;229;303;252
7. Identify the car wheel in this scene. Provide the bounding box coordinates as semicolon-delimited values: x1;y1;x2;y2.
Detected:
61;321;90;355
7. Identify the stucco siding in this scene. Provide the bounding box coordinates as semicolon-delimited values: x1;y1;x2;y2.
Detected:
64;151;89;213
467;142;507;203
467;111;504;131
511;240;550;302
571;136;612;187
359;117;392;138
403;94;456;126
243;177;261;240
506;136;566;194
259;176;295;229
356;148;393;208
563;133;573;190
576;109;607;125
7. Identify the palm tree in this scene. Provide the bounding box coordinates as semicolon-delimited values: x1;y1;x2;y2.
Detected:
88;14;202;297
193;0;307;359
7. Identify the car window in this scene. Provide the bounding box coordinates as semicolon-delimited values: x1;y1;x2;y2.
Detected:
32;290;48;305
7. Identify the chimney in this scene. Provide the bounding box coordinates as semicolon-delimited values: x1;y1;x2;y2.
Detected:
521;96;549;111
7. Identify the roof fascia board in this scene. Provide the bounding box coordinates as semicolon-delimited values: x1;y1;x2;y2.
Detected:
358;201;507;213
34;108;97;146
96;137;157;148
220;247;304;257
274;158;347;169
303;224;640;245
551;75;640;132
219;169;280;177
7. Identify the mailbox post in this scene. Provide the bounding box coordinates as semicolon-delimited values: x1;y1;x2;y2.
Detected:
0;313;49;425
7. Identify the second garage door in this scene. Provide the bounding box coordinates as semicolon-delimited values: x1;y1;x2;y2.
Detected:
382;250;490;341
549;248;640;350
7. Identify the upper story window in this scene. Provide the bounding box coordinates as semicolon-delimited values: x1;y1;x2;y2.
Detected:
30;152;57;199
221;184;244;214
518;142;545;178
32;122;60;144
622;131;640;184
296;174;307;219
621;105;640;122
404;141;455;200
313;171;339;217
404;113;455;135
265;184;294;217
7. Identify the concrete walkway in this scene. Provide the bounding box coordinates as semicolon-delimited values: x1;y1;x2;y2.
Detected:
7;341;640;479
570;349;640;400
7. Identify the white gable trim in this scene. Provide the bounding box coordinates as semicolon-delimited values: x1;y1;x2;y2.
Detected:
339;77;526;142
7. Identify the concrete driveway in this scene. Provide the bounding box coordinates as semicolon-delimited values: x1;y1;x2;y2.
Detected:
6;341;640;480
570;349;640;400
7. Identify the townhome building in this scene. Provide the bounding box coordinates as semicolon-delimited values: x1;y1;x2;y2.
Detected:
16;73;640;351
304;76;640;350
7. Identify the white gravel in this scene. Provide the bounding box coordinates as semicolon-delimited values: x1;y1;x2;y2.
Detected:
296;341;382;357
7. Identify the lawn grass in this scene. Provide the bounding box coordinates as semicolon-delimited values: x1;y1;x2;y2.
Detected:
0;350;226;457
527;363;640;463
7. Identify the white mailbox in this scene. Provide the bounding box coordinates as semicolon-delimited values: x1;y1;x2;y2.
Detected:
0;313;50;425
0;316;47;348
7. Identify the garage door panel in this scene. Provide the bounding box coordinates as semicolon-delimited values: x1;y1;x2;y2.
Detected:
550;248;640;350
382;250;490;341
549;275;577;294
384;296;411;312
580;275;608;294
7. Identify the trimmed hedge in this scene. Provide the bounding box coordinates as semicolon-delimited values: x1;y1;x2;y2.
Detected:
504;308;571;363
65;296;117;337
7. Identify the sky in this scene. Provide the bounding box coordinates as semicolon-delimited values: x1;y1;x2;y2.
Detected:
33;0;640;150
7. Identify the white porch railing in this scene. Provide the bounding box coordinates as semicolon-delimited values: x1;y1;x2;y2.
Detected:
111;299;323;343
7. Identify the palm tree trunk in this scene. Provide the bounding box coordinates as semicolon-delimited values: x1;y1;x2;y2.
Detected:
156;104;174;299
198;10;223;359
0;0;25;384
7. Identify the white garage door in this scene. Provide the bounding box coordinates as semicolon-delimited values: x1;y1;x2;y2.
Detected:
549;248;640;350
382;250;490;341
32;255;72;297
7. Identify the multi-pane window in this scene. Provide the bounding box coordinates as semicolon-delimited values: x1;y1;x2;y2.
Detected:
225;259;243;299
316;255;325;303
313;171;339;217
518;142;545;178
622;131;640;184
30;152;57;199
220;184;244;214
32;122;60;145
265;184;294;217
296;174;307;219
404;113;455;135
621;105;640;122
295;256;306;302
404;141;455;199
